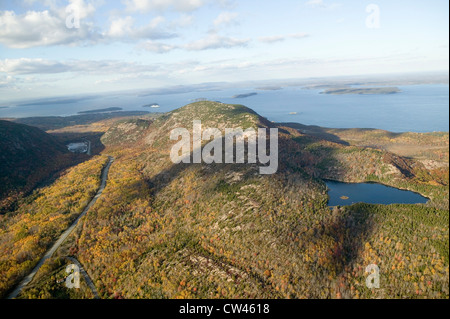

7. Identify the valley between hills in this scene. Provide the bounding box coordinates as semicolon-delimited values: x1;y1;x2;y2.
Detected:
0;101;448;299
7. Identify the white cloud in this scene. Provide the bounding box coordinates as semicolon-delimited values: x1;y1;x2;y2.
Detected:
0;58;71;74
0;74;16;89
0;53;435;96
75;60;160;74
259;32;309;43
0;1;176;48
184;33;249;50
139;33;250;52
66;0;96;19
258;35;285;43
139;40;177;53
306;0;323;7
0;58;159;75
0;1;245;49
213;11;238;27
106;16;134;38
290;32;309;39
216;0;236;9
171;55;414;77
105;16;173;40
125;0;205;12
306;0;341;10
0;1;99;48
174;14;194;27
0;10;90;48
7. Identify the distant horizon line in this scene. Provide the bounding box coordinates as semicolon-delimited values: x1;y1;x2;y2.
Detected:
0;69;448;107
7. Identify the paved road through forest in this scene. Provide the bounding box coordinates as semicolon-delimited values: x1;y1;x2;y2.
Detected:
7;156;114;299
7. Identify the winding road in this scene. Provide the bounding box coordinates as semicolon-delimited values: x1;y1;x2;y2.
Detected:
7;156;114;299
66;257;100;298
86;140;92;156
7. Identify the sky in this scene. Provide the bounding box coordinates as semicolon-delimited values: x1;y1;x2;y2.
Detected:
0;0;448;102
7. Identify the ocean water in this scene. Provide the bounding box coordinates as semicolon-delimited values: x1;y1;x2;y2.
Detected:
1;84;448;133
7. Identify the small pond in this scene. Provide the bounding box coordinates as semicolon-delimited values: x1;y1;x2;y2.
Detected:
325;180;429;207
67;142;88;153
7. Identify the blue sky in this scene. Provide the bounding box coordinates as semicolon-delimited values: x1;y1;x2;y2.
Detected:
0;0;448;102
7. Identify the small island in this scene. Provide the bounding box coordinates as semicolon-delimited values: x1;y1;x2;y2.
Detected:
232;92;258;98
143;103;160;108
321;87;401;95
256;86;282;91
0;106;8;109
78;107;123;114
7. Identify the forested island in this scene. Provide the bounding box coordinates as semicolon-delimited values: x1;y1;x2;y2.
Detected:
256;86;282;91
321;87;401;95
143;103;160;108
78;107;123;114
232;92;258;98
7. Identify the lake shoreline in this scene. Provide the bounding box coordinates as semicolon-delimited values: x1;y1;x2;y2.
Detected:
324;178;430;207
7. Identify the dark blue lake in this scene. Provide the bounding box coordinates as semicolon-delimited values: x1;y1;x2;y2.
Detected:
325;180;429;206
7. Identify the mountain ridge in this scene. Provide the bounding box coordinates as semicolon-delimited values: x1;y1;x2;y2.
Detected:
1;101;448;299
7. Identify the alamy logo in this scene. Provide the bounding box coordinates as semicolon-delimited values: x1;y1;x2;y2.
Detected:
66;4;81;29
365;264;380;289
366;4;381;29
65;264;80;289
170;120;279;175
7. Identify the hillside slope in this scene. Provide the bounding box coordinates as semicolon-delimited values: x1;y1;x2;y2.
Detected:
57;101;447;299
0;120;74;207
5;101;448;299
